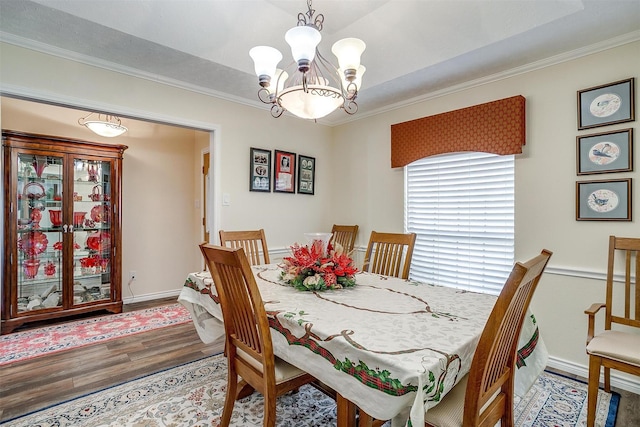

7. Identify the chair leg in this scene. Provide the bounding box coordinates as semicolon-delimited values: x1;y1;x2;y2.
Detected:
220;363;239;427
603;366;611;392
337;393;357;427
358;411;374;427
263;389;277;427
586;355;601;427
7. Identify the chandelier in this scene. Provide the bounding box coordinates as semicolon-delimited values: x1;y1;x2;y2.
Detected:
249;0;366;120
78;112;128;137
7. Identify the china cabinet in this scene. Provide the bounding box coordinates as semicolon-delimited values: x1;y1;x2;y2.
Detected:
2;130;127;334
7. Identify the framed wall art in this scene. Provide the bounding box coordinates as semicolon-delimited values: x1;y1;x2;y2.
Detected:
274;150;296;193
249;147;271;192
297;155;316;195
576;128;633;175
577;78;635;130
576;178;632;221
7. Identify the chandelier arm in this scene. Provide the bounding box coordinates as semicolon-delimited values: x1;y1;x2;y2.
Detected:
315;49;348;95
78;112;94;125
257;87;272;104
344;100;358;115
298;0;323;31
271;104;285;118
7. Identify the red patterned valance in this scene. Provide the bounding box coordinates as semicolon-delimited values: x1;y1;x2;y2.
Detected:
391;95;526;168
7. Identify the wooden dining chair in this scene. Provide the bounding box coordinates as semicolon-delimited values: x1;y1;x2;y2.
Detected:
357;249;552;427
585;236;640;427
330;224;359;253
219;229;270;265
362;231;417;279
199;244;315;427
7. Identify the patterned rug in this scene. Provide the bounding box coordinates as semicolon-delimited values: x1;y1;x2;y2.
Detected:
1;354;619;427
0;303;191;366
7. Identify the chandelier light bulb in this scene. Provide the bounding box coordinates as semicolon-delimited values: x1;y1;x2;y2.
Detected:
331;38;366;80
285;26;321;72
249;46;283;87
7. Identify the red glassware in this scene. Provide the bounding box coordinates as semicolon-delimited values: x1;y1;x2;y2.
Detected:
32;158;48;178
100;257;110;272
18;231;48;256
30;209;42;229
90;205;104;222
86;231;110;252
49;209;62;227
23;259;40;279
44;261;56;276
73;211;87;227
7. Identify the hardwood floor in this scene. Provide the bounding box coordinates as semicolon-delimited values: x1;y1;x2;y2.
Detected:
0;297;224;422
1;298;638;425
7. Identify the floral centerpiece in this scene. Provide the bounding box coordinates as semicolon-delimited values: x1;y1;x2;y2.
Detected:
280;240;358;291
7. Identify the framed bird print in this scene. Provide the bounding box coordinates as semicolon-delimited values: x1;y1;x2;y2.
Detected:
576;178;632;221
577;78;635;130
576;128;633;175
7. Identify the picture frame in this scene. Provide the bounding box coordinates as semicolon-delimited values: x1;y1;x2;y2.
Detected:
576;128;633;175
274;150;296;193
577;78;635;130
576;178;632;221
249;147;271;192
297;155;316;195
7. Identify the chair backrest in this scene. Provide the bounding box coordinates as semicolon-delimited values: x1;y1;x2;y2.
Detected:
604;235;640;330
219;229;270;265
330;224;359;253
362;231;416;279
199;244;275;384
463;249;552;427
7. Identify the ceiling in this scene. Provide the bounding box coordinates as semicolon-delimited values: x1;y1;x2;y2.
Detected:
1;0;639;126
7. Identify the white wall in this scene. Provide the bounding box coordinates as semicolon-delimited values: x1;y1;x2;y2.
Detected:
0;42;334;301
331;40;640;389
1;39;639;390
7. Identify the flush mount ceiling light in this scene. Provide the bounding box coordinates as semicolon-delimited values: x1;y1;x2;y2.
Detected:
249;0;366;120
78;112;128;137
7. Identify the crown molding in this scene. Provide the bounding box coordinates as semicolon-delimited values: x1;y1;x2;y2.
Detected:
2;30;639;128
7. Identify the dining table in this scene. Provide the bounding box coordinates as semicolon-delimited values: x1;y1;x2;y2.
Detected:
178;264;547;427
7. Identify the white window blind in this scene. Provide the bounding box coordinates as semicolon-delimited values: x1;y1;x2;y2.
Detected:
405;152;515;295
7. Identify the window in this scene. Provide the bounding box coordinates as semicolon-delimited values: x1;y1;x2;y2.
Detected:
405;152;514;295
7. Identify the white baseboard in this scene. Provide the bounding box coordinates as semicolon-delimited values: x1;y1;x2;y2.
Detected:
123;289;181;305
547;355;640;395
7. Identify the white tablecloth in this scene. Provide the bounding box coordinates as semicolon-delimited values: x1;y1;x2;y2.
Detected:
178;264;547;426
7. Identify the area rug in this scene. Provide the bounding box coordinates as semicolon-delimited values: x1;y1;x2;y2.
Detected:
0;303;191;366
1;354;619;427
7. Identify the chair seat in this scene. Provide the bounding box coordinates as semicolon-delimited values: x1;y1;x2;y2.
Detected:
238;348;309;382
586;330;640;366
423;375;468;427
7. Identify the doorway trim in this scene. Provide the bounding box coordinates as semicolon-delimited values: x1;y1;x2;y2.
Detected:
0;84;222;249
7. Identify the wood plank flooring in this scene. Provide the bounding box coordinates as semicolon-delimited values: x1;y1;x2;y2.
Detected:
0;297;224;422
1;298;638;425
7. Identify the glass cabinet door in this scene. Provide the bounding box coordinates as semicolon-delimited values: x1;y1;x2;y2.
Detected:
16;154;64;312
72;158;113;305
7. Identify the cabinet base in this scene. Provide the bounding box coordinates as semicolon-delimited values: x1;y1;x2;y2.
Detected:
1;301;123;335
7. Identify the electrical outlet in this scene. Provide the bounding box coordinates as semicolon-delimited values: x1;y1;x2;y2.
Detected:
130;271;137;280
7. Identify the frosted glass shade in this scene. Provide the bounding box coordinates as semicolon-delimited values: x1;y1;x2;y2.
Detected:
331;38;366;72
279;85;343;119
84;121;128;138
249;46;282;79
285;26;321;63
